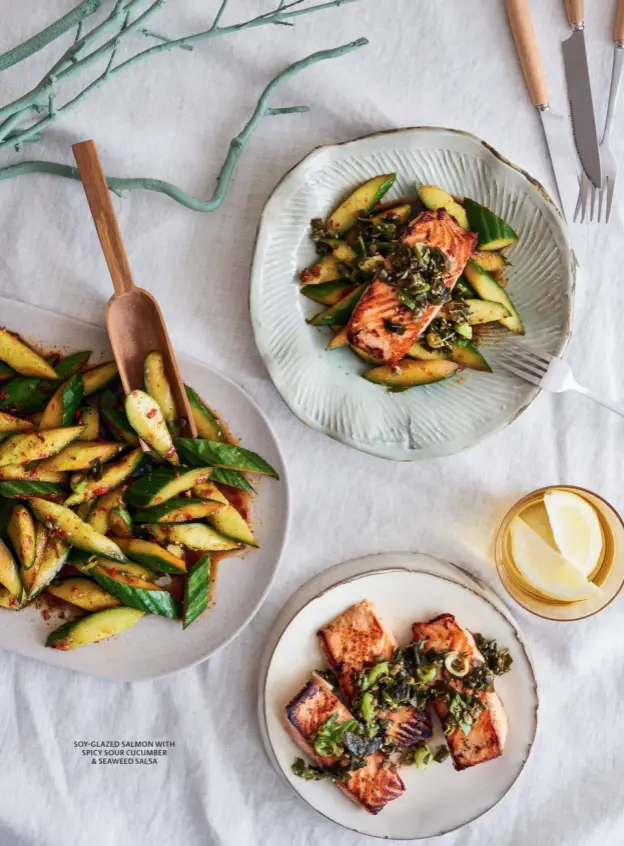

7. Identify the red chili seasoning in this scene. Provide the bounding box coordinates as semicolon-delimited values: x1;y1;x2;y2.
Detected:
146;408;157;419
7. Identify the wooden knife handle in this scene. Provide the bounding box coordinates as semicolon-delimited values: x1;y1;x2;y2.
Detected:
72;140;136;298
565;0;584;26
506;0;549;107
616;0;624;42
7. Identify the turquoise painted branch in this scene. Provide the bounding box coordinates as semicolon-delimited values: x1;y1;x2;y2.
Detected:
0;39;368;212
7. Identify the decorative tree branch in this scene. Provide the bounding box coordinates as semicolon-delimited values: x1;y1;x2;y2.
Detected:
0;39;366;211
0;0;367;210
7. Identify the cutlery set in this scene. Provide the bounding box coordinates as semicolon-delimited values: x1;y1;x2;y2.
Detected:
507;0;624;223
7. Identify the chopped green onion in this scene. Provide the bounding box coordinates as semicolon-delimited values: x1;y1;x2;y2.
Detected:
364;662;389;687
444;651;470;678
361;692;375;723
417;664;437;682
414;744;433;771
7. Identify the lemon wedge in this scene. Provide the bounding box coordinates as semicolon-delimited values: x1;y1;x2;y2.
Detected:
509;517;601;602
544;491;603;579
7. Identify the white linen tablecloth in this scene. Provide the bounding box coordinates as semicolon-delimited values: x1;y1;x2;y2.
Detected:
0;2;623;844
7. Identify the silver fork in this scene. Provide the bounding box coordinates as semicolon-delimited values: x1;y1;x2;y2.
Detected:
495;341;624;418
574;30;624;222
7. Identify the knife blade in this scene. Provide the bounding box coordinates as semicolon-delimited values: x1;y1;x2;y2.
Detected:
562;2;602;188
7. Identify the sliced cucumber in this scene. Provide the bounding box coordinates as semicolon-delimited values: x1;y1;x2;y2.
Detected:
364;359;460;388
308;283;367;327
327;326;350;350
89;568;180;618
46;607;145;650
190;482;228;504
100;405;140;446
417;185;469;229
82;361;119;396
87;487;126;534
0;538;22;599
114;537;187;574
463;260;524;334
144;352;177;431
147;523;240;552
0;351;89;415
0;362;15;381
47;577;121;611
300;255;342;285
76;501;93;521
125;390;179;464
174;439;279;479
464;198;518;251
0;425;84;466
0;328;58;379
370;203;412;225
108;506;133;538
210;468;255;493
208;504;256;547
94;560;159;582
184;386;224;442
28;536;69;599
78;406;100;440
63;448;143;507
449;341;491;373
39;374;83;430
461;298;511;325
321;239;359;264
29;498;128;562
183;553;211;629
327;174;396;233
301;281;355;307
38;441;124;472
0;480;66;498
21;522;47;594
454;323;473;340
471;250;509;272
134;498;223;524
0;411;32;434
124;466;213;508
406;342;449;361
7;505;36;569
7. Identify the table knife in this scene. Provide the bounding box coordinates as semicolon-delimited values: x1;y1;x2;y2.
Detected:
562;0;602;188
506;0;579;224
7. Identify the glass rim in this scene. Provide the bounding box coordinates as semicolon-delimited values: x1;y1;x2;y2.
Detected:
495;485;624;622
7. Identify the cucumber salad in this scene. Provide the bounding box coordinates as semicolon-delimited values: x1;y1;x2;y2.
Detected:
299;174;524;389
0;328;279;650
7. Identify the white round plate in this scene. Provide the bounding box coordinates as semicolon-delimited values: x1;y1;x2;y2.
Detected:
250;126;575;461
263;561;538;839
0;297;290;681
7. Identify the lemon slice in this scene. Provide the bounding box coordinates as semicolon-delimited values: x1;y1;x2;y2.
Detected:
544;491;603;579
509;517;600;602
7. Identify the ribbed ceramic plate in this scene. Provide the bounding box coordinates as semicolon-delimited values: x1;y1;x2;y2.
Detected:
0;298;289;681
262;560;538;839
250;127;575;461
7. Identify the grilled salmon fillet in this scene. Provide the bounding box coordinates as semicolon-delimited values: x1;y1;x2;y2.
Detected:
412;613;508;771
347;209;478;365
318;600;431;748
284;672;405;814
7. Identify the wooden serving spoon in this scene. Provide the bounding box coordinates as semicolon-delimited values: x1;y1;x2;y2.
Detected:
72;139;197;442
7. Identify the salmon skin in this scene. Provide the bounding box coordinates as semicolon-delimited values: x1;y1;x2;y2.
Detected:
317;600;431;748
411;613;508;771
347;209;477;366
284;672;405;814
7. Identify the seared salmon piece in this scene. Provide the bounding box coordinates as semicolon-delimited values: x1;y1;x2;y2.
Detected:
347;209;477;365
412;613;508;771
284;672;405;814
318;600;431;747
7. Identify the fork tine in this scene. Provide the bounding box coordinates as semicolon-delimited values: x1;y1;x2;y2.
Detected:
496;349;548;379
573;183;583;223
495;358;543;386
597;178;605;222
579;174;589;223
589;182;596;222
498;343;551;370
606;175;615;223
506;342;553;366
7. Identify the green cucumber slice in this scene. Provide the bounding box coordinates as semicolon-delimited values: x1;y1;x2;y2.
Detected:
471;250;509;272
364;359;460;388
100;405;140;446
134;498;223;524
87;487;125;534
38;441;124;472
78;406;100;440
90;569;180;618
125;390;179;464
29;498;128;562
7;504;36;568
184;386;224;442
0;425;84;466
147;523;239;552
463;260;524;334
208;503;256;547
0;362;15;381
406;342;449;361
0;466;66;483
210;468;255;493
124;466;213;508
461;298;511;325
113;537;187;574
39;373;84;430
47;577;122;611
301;281;355;306
183;553;211;629
370;203;412;225
0;537;22;599
0;328;57;379
464;198;518;251
308;283;367;327
0;481;66;498
144;352;177;431
28;536;70;599
108;506;133;537
454;323;473;340
449;340;491;373
46;607;145;649
0;351;90;415
82;362;119;396
300;255;342;286
63;448;143;506
0;411;32;434
327;174;396;233
174;439;279;479
417;185;469;229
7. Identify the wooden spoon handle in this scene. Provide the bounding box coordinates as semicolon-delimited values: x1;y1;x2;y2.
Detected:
616;0;624;42
506;0;549;107
72;140;136;297
565;0;584;26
